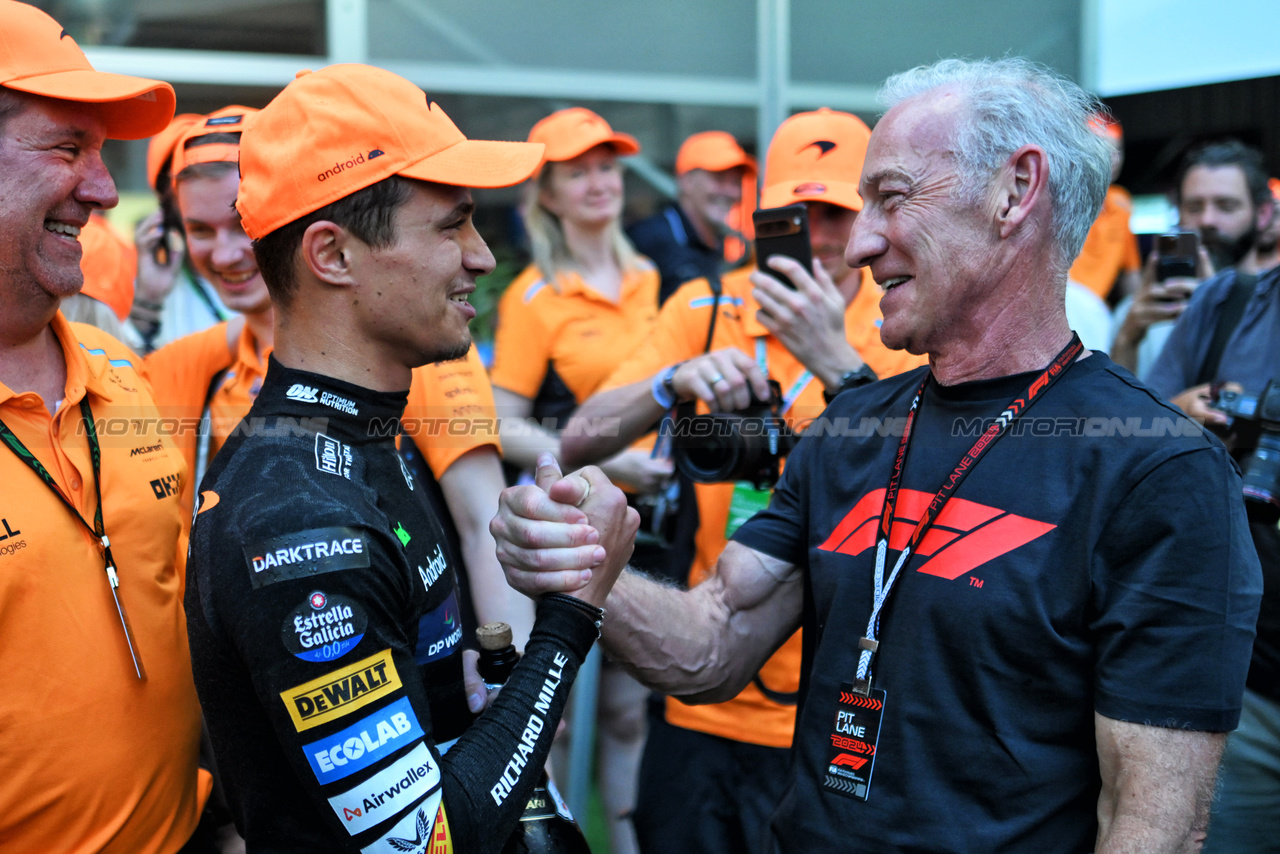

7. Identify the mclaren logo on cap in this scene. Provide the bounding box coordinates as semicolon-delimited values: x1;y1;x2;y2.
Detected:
804;140;838;157
60;28;71;39
425;94;437;111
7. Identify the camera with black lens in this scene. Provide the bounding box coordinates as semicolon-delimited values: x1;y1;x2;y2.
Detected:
669;379;798;488
1212;380;1280;524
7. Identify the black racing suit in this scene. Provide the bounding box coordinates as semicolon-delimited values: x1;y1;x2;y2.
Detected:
186;357;596;853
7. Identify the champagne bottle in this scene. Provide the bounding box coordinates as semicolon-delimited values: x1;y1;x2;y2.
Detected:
476;623;592;854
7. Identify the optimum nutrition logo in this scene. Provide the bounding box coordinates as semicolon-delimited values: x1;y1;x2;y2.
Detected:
318;149;386;182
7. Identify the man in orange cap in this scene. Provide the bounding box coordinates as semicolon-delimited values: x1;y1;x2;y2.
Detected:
129;111;234;353
1067;113;1141;302
629;130;757;303
559;108;925;854
186;64;638;853
0;3;217;853
497;58;1258;853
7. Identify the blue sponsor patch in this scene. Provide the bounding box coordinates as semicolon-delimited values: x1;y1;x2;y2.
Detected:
414;591;462;664
282;591;367;663
302;696;425;785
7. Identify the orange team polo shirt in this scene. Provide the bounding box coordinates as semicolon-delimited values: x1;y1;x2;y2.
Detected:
403;346;503;473
1068;184;1140;299
0;314;206;853
490;261;660;403
601;265;927;748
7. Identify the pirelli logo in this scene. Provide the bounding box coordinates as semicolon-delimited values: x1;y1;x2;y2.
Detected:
281;649;402;732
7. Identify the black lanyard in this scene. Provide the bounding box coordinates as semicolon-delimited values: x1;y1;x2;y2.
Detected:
851;334;1083;695
0;398;146;679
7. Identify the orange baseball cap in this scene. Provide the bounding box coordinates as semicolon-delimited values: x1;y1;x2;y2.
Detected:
171;105;258;176
237;65;544;240
1087;111;1123;142
760;108;870;211
675;131;756;177
78;214;136;321
0;1;174;139
146;113;202;191
528;107;640;167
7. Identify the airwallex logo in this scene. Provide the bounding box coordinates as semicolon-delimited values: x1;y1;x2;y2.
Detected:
326;742;440;835
282;590;367;662
318;148;385;182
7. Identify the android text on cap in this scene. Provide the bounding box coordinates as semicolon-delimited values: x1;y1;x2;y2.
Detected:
760;108;870;212
146;113;202;191
0;0;175;139
236;64;544;240
170;105;259;176
675;131;756;177
527;107;640;168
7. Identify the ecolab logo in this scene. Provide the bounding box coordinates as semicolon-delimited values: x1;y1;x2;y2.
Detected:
253;535;364;573
318;149;385;183
287;383;320;403
304;696;425;785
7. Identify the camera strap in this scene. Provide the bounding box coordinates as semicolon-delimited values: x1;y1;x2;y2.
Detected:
850;333;1083;696
754;337;813;415
0;398;146;679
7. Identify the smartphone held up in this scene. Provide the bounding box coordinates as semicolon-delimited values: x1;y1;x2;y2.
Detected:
753;204;812;290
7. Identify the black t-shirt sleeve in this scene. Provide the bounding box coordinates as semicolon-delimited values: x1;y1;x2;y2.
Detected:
1091;445;1261;731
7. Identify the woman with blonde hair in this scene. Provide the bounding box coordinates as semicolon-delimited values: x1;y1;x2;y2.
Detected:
490;107;668;854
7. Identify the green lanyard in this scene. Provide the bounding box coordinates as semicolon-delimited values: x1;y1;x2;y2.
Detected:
0;398;146;679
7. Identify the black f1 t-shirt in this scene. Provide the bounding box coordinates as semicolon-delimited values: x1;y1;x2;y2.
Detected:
734;353;1261;854
187;358;597;853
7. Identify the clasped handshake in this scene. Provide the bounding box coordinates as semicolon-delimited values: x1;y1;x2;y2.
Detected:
491;452;640;610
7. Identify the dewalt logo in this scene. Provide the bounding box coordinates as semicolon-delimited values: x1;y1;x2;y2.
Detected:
280;649;402;732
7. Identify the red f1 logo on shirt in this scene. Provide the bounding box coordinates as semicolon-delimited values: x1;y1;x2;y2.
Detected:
819;488;1055;580
831;753;868;771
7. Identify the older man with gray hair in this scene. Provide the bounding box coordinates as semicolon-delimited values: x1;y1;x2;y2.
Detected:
492;57;1261;853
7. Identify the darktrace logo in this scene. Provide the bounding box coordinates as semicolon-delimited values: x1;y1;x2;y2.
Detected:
803;139;837;157
818;488;1055;581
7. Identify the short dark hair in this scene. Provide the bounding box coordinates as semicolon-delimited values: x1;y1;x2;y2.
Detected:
251;174;414;307
1175;139;1271;210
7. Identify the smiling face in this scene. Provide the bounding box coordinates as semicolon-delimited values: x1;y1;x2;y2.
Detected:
0;94;117;316
845;92;999;355
539;144;624;230
176;168;272;316
679;166;745;239
349;180;493;368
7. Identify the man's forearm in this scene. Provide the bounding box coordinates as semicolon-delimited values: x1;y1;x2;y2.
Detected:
561;380;665;469
600;543;803;704
1095;714;1224;854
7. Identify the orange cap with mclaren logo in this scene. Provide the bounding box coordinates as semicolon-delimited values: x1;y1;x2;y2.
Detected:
0;0;175;139
527;107;640;168
146;113;202;191
675;131;756;177
760;108;870;212
237;64;545;240
170;105;258;175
